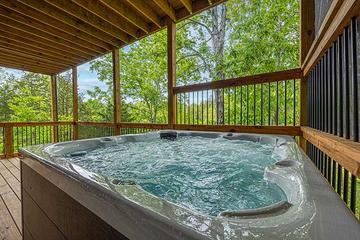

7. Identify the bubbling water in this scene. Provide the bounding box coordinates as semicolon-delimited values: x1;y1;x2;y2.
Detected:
66;136;286;216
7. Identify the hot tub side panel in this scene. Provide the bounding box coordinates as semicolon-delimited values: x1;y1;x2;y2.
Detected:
21;157;129;240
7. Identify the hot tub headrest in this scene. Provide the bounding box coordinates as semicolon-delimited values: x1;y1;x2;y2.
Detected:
160;130;178;140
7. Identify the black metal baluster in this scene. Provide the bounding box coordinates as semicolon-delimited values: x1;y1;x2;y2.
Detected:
253;85;256;125
228;88;230;125
276;81;279;126
240;86;243;125
201;91;204;125
260;83;263;126
293;79;296;125
234;87;237;124
212;90;214;124
246;85;249;125
268;82;271;125
188;92;190;124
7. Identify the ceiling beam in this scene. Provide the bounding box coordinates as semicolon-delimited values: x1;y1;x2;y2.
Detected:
0;54;63;72
0;38;79;66
0;29;86;62
0;47;70;68
0;0;112;51
98;0;150;33
18;0;124;47
0;61;55;75
125;0;162;28
0;23;88;62
0;16;95;59
73;0;147;37
0;5;104;56
44;0;134;40
176;0;226;21
179;0;192;13
152;0;177;21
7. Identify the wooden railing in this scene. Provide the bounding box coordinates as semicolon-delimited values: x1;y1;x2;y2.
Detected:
0;121;73;158
302;4;360;218
0;121;172;159
174;69;303;135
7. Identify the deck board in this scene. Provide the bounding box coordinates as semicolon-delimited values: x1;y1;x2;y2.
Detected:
2;160;21;182
0;158;22;240
8;158;21;170
0;161;21;200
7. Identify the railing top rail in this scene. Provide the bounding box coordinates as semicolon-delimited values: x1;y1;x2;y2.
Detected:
118;122;169;129
173;68;302;94
0;121;73;127
77;122;169;129
77;121;116;127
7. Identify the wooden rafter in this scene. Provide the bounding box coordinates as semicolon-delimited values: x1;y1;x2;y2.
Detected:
0;21;91;59
125;0;162;28
99;0;150;33
0;37;79;65
0;60;57;74
0;29;86;62
153;0;177;21
0;54;65;72
72;0;146;37
0;47;70;67
18;0;123;46
0;5;104;56
0;0;112;51
44;0;134;40
179;0;193;13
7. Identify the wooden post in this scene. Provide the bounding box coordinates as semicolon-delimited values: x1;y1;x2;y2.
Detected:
72;67;79;140
112;49;121;135
4;126;13;158
50;74;58;142
167;21;176;128
299;0;314;152
300;0;315;64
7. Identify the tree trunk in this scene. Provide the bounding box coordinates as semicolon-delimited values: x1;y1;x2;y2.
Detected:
210;5;227;124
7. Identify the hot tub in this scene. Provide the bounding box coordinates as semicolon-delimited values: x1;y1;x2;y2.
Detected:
20;131;360;240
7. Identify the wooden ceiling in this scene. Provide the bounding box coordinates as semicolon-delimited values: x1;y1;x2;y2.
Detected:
0;0;226;75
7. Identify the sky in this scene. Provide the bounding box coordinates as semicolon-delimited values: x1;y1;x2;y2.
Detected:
1;63;107;96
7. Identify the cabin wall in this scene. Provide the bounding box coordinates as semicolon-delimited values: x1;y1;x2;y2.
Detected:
314;0;332;37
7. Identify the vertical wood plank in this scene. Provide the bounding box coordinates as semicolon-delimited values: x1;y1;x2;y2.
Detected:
167;21;176;128
112;49;121;135
50;75;58;142
300;0;315;64
72;67;79;140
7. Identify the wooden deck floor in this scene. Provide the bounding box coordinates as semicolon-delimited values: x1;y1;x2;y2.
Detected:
0;158;22;240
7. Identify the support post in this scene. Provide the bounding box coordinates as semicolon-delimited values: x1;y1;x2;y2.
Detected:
299;0;314;151
72;67;79;140
4;125;13;158
112;49;121;135
51;74;58;142
167;21;176;128
300;0;315;64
